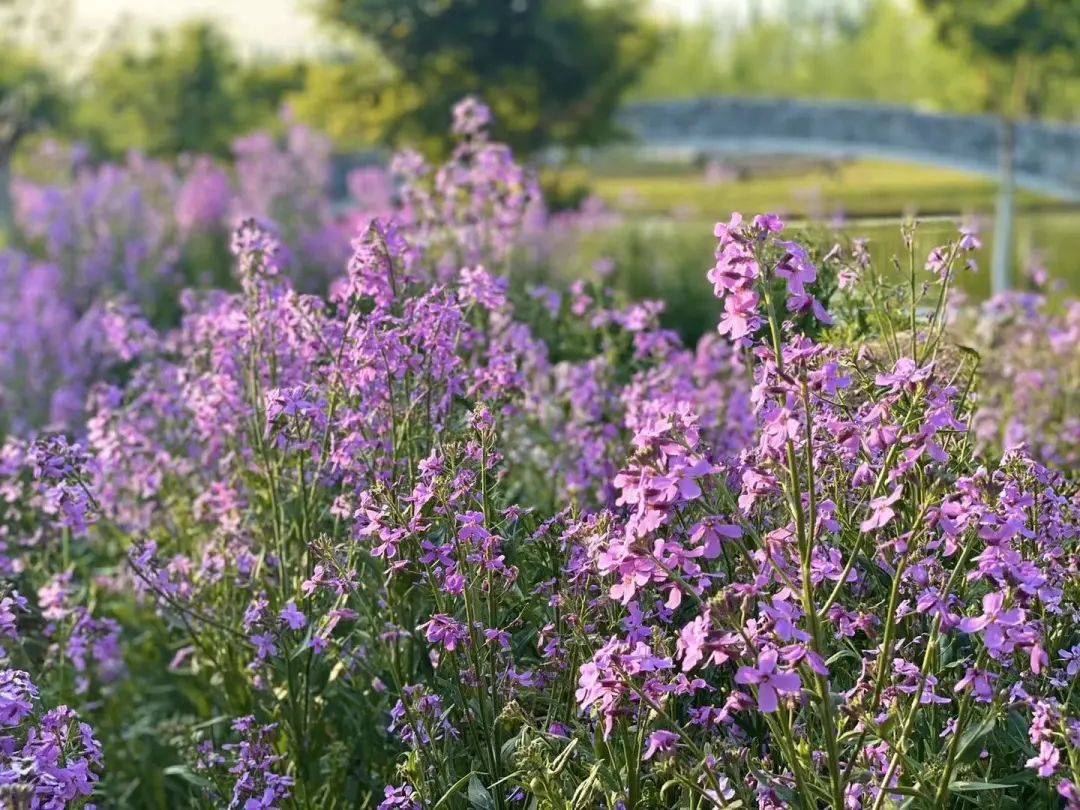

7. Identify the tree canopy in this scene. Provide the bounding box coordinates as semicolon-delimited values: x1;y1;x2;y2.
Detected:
75;22;305;158
314;0;659;155
0;48;66;231
917;0;1080;117
1;49;65;155
631;0;1080;122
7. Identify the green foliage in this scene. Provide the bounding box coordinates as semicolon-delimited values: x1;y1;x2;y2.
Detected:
632;0;1080;120
0;46;65;231
538;167;592;213
588;159;1027;219
1;0;68;160
917;0;1080;116
315;0;659;155
74;22;305;158
237;60;309;128
286;49;414;150
0;48;66;151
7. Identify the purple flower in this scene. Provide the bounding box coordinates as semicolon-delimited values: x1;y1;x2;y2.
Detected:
279;601;307;631
642;730;679;761
874;358;933;391
452;96;493;138
860;485;902;532
378;784;421;810
0;669;38;726
762;598;810;643
958;591;1025;653
893;658;950;705
0;670;103;803
734;648;802;713
955;667;996;703
422;614;469;652
1024;740;1059;777
753;213;784;232
1059;644;1080;677
958;223;982;253
231;217;282;277
176;157;231;235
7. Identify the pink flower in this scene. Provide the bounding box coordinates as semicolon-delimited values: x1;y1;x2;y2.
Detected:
642;730;679;761
734;648;802;713
422;614;469;652
689;519;742;559
860;485;902;532
717;288;761;341
1058;780;1080;808
678;614;709;672
1025;740;1059;777
958;591;1025;654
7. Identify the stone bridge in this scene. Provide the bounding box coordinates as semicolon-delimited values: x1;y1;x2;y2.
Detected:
618;97;1080;200
617;98;1080;291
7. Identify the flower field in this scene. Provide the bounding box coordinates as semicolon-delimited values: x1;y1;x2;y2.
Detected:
0;100;1077;809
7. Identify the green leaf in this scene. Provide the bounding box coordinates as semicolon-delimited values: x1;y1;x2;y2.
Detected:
162;765;213;791
468;775;497;810
190;714;232;731
500;732;522;763
825;648;861;666
433;772;476;809
949;780;1015;792
956;714;998;764
955;344;981;361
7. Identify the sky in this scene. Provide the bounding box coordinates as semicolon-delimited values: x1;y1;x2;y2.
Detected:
66;0;748;58
71;0;331;58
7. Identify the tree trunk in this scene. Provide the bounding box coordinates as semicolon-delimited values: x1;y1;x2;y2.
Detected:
0;150;13;239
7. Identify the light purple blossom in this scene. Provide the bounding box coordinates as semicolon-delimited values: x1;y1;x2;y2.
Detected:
734;648;802;713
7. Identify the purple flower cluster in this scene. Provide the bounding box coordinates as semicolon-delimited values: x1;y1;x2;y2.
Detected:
967;290;1080;472
4;124;375;431
0;98;1077;809
0;669;103;808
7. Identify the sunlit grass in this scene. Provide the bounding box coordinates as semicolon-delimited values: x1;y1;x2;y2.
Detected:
588;159;1052;219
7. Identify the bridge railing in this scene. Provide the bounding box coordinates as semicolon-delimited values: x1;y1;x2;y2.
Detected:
617;98;1080;200
614;97;1080;291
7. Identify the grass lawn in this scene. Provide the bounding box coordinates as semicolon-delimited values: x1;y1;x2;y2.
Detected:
586;158;1052;220
534;159;1080;342
576;156;1080;298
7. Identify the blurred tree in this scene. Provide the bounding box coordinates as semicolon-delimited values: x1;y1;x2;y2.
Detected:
287;43;413;150
314;0;658;155
917;0;1080;118
238;61;310;129
631;1;1079;122
75;22;306;158
634;2;992;110
629;15;729;102
0;50;65;233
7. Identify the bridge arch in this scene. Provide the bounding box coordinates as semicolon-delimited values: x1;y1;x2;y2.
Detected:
618;98;1080;201
616;97;1080;291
